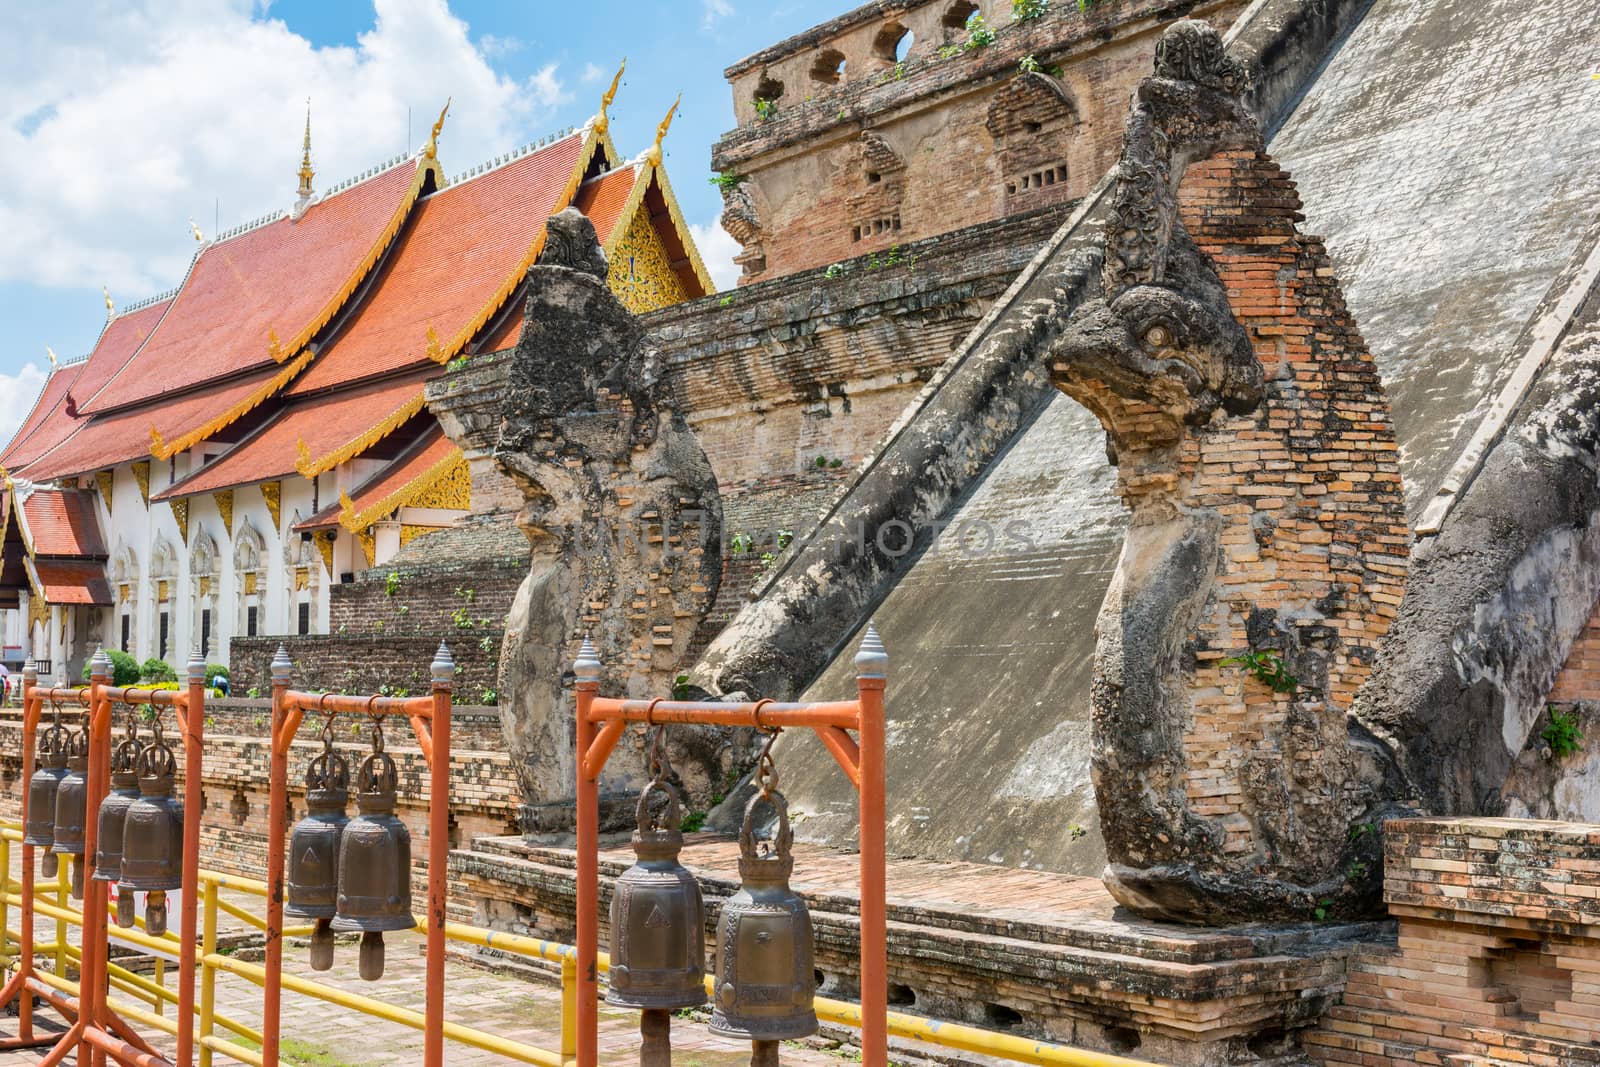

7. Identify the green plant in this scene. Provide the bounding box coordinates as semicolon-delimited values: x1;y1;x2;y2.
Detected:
84;649;141;687
877;61;907;84
708;171;748;191
753;97;778;120
1076;0;1096;11
1312;897;1334;922
729;532;753;555
680;811;707;833
829;458;842;468
374;620;385;633
1220;649;1299;695
964;14;996;49
385;570;402;597
456;585;476;603
481;687;497;705
938;43;962;59
1349;821;1374;843
824;263;845;279
719;295;734;306
1046;63;1065;78
447;356;469;373
204;715;216;729
247;687;261;699
1542;706;1585;758
452;606;473;630
673;673;692;700
815;455;828;468
1018;54;1041;74
140;658;178;685
1068;823;1087;839
1346;860;1370;881
479;635;495;652
758;551;779;570
206;663;229;683
776;529;794;551
1014;0;1050;19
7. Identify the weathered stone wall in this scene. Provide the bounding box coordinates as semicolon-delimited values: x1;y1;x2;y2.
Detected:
1307;817;1600;1066
327;556;525;637
713;0;1246;284
230;634;502;705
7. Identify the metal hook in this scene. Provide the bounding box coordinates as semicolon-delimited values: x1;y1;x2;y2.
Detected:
755;728;781;798
320;708;337;751
370;715;386;755
647;724;673;784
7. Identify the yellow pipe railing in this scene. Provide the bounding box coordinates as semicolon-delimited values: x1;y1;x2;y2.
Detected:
0;822;1161;1067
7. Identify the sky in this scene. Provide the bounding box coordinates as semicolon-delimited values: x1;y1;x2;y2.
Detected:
0;0;856;444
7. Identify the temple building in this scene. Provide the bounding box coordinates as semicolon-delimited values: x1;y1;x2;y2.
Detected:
0;70;711;684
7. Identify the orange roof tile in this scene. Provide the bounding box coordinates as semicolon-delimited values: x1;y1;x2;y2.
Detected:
14;362;294;483
29;559;111;606
85;161;424;414
477;300;524;354
156;370;436;499
0;300;170;472
19;489;105;558
575;164;641;246
287;133;586;398
334;428;459;531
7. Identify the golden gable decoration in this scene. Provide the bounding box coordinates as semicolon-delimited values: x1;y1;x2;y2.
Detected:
357;530;376;568
608;202;690;314
314;530;336;574
261;481;282;532
170;499;190;545
338;447;470;533
132;461;151;504
214;490;234;537
95;471;114;512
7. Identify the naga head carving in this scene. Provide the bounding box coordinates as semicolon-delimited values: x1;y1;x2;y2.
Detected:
1050;19;1262;471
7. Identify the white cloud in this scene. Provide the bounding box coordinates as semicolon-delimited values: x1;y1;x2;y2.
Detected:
701;0;733;30
0;0;569;299
581;62;605;84
0;362;49;450
477;32;522;58
689;218;740;293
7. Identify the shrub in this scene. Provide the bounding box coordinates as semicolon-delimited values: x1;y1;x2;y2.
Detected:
206;663;229;682
140;658;179;685
83;650;141;687
1542;706;1584;759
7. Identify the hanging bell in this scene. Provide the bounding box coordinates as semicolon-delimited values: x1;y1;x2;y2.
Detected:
24;720;72;879
609;771;708;1014
330;724;414;980
120;729;184;934
708;762;817;1051
52;728;90;899
94;731;145;888
286;746;351;971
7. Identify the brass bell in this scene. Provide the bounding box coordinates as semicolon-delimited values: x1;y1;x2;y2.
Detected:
120;727;184;935
609;730;708;1064
286;744;351;971
708;758;817;1057
52;728;90;899
24;720;72;879
330;723;413;980
94;730;145;890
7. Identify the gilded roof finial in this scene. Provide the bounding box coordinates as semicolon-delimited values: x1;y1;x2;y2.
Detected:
189;218;204;242
297;99;315;199
593;59;626;134
102;285;114;319
424;98;451;161
45;345;58;370
644;94;680;168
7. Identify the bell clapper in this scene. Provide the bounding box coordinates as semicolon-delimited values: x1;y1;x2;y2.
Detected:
41;849;57;879
310;919;335;971
359;930;385;981
751;1040;779;1067
641;1009;671;1067
146;890;168;937
69;857;84;900
117;890;137;929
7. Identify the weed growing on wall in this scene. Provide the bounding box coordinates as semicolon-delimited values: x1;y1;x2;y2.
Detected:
1542;706;1584;758
1220;649;1300;695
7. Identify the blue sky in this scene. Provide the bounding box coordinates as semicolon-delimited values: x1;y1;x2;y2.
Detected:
0;0;851;442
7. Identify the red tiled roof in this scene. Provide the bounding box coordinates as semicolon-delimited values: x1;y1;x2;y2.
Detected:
330;427;458;531
156;369;436;499
574;164;641;245
477;299;524;354
19;489;105;558
1;300;171;471
29;559;112;606
287;133;585;398
14;363;291;483
85;162;422;413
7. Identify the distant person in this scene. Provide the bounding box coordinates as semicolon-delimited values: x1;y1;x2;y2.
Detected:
211;672;229;698
0;663;9;706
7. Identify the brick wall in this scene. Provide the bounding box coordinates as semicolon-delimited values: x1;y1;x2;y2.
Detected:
712;0;1247;284
328;556;525;635
1547;592;1600;703
1307;817;1600;1066
1166;149;1411;857
229;633;502;705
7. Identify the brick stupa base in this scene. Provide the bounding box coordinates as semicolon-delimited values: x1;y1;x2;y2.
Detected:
1307;818;1600;1067
452;834;1389;1065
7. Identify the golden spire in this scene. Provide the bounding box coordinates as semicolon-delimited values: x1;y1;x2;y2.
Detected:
644;95;680;168
297;100;315;199
189;218;204;242
593;59;626;135
424;98;451;161
102;285;114;318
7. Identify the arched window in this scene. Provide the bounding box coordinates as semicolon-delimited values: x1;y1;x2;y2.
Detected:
190;529;219;660
149;537;178;663
110;545;141;656
942;1;979;35
872;21;913;63
234;520;265;640
811;48;847;85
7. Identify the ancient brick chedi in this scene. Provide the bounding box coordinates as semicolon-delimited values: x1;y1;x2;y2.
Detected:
1047;20;1411;922
430;209;734;812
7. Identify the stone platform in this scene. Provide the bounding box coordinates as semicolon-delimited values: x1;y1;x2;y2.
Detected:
451;834;1391;1065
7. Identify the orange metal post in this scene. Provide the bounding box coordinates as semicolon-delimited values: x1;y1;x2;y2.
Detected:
176;651;207;1067
7;666;41;1046
573;638;601;1067
82;656;112;1067
423;644;454;1067
855;627;889;1067
263;646;294;1067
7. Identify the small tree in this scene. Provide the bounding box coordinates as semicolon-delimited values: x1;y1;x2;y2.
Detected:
140;658;178;685
83;650;141;687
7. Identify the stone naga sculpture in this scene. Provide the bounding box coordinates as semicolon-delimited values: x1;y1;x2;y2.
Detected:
1049;20;1412;923
490;208;733;811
